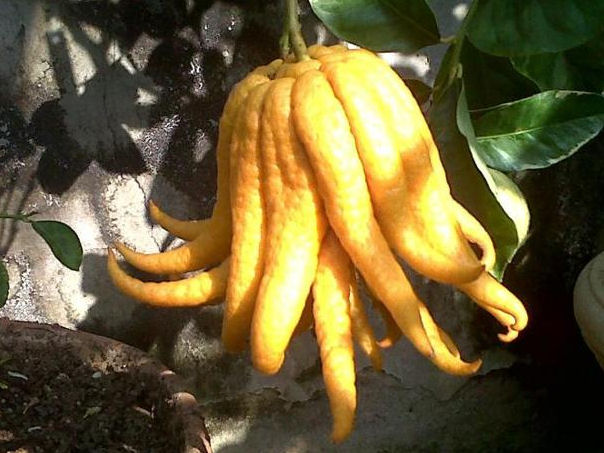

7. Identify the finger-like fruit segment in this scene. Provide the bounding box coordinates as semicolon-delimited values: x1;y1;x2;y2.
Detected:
107;249;228;306
291;68;433;360
148;200;206;241
251;78;327;374
317;48;528;343
349;275;382;370
222;82;271;353
320;54;482;285
115;70;279;275
312;231;356;443
417;303;482;376
307;44;348;59
452;201;496;271
218;62;282;223
210;68;282;247
458;272;529;332
115;232;229;275
275;59;321;79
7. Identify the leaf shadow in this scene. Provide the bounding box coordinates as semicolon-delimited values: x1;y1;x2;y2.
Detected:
0;99;37;256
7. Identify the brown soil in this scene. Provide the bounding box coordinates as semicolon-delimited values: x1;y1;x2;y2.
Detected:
0;321;211;453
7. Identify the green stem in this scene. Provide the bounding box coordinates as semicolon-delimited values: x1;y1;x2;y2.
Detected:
279;23;291;59
433;0;479;100
284;0;309;61
0;213;33;223
449;1;479;70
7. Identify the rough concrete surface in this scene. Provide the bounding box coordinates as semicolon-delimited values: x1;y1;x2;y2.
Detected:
1;1;604;452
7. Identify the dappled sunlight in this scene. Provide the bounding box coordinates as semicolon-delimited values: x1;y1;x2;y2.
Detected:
452;3;469;21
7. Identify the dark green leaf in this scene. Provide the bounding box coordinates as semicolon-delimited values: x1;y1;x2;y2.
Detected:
566;34;604;92
32;221;83;271
472;91;604;171
461;40;538;110
310;0;440;53
466;0;604;56
457;85;529;277
512;33;604;92
0;261;8;308
403;79;431;105
486;168;530;251
429;79;523;278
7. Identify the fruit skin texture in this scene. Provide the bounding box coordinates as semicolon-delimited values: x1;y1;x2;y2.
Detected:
311;47;527;338
312;230;356;443
251;77;327;374
291;67;481;375
292;67;434;359
113;65;282;276
108;44;529;443
222;82;271;353
107;249;228;306
316;50;483;285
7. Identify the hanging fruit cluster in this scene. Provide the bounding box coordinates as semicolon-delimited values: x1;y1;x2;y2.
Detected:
108;44;528;442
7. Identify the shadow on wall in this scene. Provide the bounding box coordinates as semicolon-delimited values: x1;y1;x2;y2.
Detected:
0;100;37;255
78;251;254;406
43;0;326;348
59;0;284;343
28;0;287;198
33;0;305;425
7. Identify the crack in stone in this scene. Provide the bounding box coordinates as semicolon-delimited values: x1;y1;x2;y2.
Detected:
131;175;162;251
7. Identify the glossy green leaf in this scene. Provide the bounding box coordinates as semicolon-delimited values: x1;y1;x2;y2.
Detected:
512;33;604;92
404;79;431;105
461;40;538;110
486;169;530;251
466;0;604;56
472;91;604;171
457;86;529;277
32;221;83;271
310;0;440;53
429;79;522;278
0;261;8;308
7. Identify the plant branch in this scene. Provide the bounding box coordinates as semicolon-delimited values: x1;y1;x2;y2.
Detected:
448;0;480;71
0;213;33;223
433;0;479;100
284;0;309;61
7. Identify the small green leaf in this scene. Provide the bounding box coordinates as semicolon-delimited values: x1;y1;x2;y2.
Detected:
403;79;431;105
0;261;8;308
511;33;604;92
83;406;102;419
461;40;538;110
310;0;440;53
466;0;604;56
429;79;524;278
31;221;83;271
472;91;604;171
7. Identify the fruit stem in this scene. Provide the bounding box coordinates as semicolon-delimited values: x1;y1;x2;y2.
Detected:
283;0;309;61
0;213;33;223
